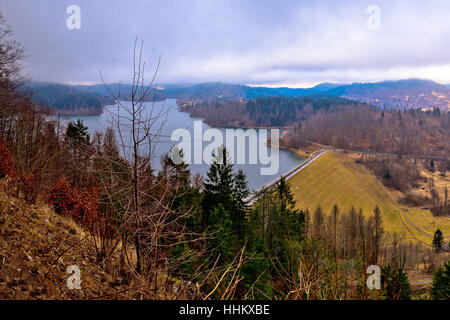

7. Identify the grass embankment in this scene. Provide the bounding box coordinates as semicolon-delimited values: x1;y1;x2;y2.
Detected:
288;151;450;244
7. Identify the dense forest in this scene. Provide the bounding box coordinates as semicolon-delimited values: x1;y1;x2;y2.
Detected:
181;95;449;157
25;82;110;115
179;95;367;127
286;106;449;156
24;82;168;115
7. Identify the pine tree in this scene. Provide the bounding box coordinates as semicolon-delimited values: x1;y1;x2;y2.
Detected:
373;205;384;264
162;146;190;188
431;259;450;300
65;119;90;145
232;169;250;238
381;265;412;300
202;146;235;228
245;196;273;299
433;229;444;252
209;203;236;265
267;176;304;264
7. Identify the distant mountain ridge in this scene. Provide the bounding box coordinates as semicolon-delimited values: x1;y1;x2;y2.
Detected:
166;79;450;111
162;82;345;100
24;82;112;115
327;79;450;111
24;82;164;115
26;79;450;114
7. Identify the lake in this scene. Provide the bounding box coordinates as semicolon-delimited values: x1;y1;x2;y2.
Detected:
66;99;305;191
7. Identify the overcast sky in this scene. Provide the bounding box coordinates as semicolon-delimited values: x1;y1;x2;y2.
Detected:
1;0;450;87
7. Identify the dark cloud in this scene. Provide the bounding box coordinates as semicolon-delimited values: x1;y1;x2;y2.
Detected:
1;0;450;86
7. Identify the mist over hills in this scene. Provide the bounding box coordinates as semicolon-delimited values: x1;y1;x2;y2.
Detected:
25;79;450;115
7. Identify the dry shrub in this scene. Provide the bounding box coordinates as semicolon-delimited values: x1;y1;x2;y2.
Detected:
16;172;36;203
47;177;99;228
0;138;16;178
398;191;431;207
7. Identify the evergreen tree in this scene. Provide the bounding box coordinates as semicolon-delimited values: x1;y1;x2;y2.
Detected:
202;146;235;228
65;119;90;145
232;169;250;238
64;119;91;184
245;196;273;299
373;205;384;264
243;236;273;299
431;259;450;300
433;229;444;252
209;203;236;265
267;177;304;265
163;146;190;187
381;265;412;300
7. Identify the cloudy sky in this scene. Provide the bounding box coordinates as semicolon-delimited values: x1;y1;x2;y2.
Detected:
1;0;450;87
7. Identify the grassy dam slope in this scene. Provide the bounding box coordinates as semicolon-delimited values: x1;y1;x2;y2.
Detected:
288;151;450;244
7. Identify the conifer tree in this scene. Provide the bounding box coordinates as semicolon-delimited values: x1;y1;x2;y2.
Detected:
232;169;250;238
433;229;444;252
209;203;236;265
202;146;235;228
65;119;90;146
381;265;412;300
431;259;450;300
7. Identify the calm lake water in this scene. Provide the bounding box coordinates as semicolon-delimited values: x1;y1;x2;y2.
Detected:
66;99;304;191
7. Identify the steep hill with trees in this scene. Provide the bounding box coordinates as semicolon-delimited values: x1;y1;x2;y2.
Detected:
24;82;113;115
328;79;450;111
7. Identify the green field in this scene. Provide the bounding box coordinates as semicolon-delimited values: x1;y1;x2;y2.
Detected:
288;151;450;243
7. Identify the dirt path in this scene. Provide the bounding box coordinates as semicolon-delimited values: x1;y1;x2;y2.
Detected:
401;211;450;240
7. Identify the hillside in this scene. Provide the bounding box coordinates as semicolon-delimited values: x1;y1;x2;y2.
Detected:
328;79;450;111
24;82;165;115
25;82;113;115
164;82;344;101
179;95;366;128
288;151;450;244
0;182;183;299
26;79;450;114
171;79;450;111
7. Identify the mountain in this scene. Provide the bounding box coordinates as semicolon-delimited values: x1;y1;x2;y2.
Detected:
24;82;113;115
171;79;450;111
162;81;346;100
24;82;165;115
26;79;450;114
73;83;165;102
328;79;450;111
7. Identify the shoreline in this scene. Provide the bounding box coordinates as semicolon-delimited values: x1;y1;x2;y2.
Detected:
178;103;311;159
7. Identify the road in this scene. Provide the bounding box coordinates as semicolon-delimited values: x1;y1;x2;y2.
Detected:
245;143;449;205
245;148;332;205
245;143;450;246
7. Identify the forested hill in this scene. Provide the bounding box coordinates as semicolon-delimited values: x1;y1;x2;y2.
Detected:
172;79;450;111
24;82;165;115
26;79;450;115
161;82;344;100
179;95;370;127
24;82;112;115
327;79;450;111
